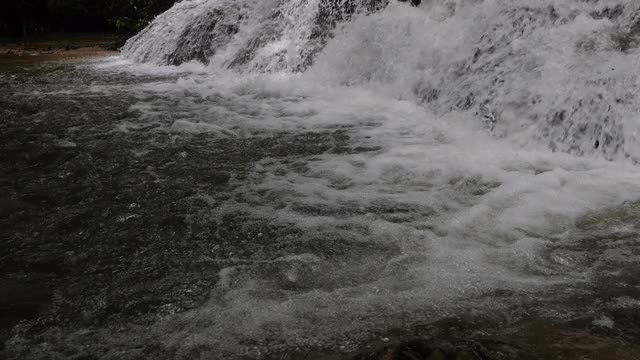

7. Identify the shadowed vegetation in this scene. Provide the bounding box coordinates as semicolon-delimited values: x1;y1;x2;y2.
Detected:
0;0;177;38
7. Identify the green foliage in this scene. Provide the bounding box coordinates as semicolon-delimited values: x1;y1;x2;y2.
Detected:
47;0;90;19
109;16;148;33
0;0;177;36
107;0;177;33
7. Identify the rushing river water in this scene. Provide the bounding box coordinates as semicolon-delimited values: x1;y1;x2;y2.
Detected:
3;0;640;359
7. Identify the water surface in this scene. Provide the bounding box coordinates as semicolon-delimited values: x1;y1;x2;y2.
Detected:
3;1;640;358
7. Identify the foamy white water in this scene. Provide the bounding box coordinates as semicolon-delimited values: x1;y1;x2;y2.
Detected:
94;0;640;356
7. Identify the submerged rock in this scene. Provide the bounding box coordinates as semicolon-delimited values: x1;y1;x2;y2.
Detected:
348;336;520;360
398;0;421;6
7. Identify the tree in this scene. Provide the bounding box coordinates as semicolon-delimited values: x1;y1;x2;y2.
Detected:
109;0;177;33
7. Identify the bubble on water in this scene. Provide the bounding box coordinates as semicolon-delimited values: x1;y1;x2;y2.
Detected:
592;316;615;328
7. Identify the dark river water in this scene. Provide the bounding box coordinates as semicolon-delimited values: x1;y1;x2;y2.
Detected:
0;59;369;356
1;53;640;359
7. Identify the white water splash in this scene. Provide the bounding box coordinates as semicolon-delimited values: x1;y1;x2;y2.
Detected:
101;0;640;356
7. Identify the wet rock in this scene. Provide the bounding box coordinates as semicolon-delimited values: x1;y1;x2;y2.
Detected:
591;5;624;20
168;8;239;65
348;337;432;360
398;0;421;6
348;337;493;360
318;0;389;23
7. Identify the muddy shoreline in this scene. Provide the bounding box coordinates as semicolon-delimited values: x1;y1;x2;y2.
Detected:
0;33;120;65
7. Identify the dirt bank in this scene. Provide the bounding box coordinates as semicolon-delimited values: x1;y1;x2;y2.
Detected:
0;33;120;65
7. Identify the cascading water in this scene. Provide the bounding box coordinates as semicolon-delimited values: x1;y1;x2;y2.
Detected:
123;0;640;160
122;0;388;71
6;0;640;359
117;0;640;354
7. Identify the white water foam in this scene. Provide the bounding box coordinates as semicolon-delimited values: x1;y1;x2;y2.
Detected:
95;0;640;355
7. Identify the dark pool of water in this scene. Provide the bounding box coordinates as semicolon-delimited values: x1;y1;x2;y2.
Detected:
0;61;379;358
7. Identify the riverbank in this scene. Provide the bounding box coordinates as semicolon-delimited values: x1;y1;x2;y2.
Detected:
0;33;120;65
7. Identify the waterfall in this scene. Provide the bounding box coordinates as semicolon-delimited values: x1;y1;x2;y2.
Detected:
122;0;640;161
122;0;387;71
7;1;640;358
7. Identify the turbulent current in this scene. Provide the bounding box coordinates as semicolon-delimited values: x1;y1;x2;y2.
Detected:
4;0;640;359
